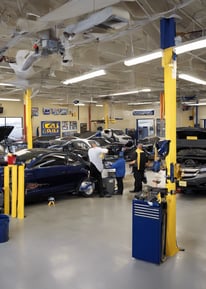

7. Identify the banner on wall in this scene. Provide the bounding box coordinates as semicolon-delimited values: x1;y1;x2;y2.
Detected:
41;121;61;136
132;109;154;116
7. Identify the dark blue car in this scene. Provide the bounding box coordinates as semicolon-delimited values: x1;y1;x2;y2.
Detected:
2;149;95;202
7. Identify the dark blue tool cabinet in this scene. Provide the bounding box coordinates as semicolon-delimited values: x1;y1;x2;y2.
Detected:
132;199;166;264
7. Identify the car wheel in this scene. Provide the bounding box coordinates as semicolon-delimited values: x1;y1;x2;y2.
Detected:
78;179;95;197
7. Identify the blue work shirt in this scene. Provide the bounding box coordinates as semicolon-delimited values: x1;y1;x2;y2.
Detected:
111;158;126;178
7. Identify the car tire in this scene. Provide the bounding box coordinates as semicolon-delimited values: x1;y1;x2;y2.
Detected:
78;179;95;197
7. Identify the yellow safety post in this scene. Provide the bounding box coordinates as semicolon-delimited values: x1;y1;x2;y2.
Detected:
161;18;179;256
11;165;18;218
24;89;33;149
3;166;10;215
17;165;25;219
104;102;109;129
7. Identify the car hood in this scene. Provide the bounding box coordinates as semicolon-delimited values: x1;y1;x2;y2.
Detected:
0;126;14;141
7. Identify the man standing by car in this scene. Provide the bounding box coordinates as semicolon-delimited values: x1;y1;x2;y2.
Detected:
129;143;148;193
88;140;109;197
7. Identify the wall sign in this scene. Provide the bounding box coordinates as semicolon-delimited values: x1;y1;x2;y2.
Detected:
41;121;61;136
42;108;51;115
132;109;154;116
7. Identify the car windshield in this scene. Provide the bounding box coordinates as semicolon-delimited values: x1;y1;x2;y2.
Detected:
113;130;124;135
88;140;100;146
15;149;51;163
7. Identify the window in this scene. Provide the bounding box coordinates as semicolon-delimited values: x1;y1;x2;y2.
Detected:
34;156;66;167
0;117;23;140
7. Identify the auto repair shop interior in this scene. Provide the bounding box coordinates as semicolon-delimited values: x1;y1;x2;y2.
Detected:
0;1;206;289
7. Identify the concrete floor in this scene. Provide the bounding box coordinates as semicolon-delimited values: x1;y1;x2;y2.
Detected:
0;172;206;289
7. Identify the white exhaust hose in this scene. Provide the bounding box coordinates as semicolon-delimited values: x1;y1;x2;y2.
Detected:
9;50;41;78
63;6;130;38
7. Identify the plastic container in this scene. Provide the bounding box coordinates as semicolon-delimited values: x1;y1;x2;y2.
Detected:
0;214;9;243
7;154;16;165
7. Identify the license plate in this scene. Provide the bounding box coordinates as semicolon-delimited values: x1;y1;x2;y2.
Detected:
179;180;187;187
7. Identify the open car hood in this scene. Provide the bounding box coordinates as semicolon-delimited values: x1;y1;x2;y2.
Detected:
0;126;14;142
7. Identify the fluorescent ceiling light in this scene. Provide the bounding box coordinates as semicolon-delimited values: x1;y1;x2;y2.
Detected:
62;69;106;85
124;50;162;66
183;102;206;106
128;102;152;106
99;88;151;97
0;83;15;87
175;36;206;55
123;36;206;68
179;74;206;85
0;98;21;102
74;103;85;106
96;104;103;107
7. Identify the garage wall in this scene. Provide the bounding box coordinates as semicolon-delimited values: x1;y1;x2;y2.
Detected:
195;106;206;128
0;98;197;137
31;99;105;136
0;100;24;117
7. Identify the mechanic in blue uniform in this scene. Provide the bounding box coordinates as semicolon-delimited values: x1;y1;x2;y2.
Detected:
110;151;126;195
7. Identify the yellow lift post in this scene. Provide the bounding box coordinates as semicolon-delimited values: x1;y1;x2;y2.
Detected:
24;88;33;149
104;101;109;129
161;18;179;256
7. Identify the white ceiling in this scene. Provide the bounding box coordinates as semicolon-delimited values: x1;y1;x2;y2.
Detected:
0;0;206;106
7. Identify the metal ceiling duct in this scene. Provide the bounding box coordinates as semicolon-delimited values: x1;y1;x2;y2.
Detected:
64;6;130;38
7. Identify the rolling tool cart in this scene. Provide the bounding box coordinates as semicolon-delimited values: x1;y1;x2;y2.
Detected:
102;168;116;195
102;159;116;195
132;190;167;264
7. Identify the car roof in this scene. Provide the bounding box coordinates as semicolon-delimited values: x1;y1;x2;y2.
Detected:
15;148;61;162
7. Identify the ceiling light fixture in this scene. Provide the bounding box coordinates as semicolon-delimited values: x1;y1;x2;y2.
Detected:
175;36;206;55
182;102;206;106
62;69;106;85
128;102;153;106
124;36;206;68
96;104;103;107
124;50;162;66
178;74;206;85
0;83;15;87
98;88;151;97
74;103;85;106
0;98;21;102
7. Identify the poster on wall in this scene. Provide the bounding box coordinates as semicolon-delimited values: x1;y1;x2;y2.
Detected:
51;108;60;115
62;121;69;130
42;108;51;115
51;108;68;115
59;108;68;115
69;121;77;130
32;107;39;116
41;121;61;136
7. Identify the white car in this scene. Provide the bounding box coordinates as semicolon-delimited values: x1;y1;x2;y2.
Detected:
102;129;132;144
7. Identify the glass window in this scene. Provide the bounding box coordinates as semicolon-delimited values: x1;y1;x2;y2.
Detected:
35;156;66;167
137;119;154;139
0;117;23;140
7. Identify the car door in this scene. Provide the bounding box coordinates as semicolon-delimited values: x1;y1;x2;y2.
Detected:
25;154;69;197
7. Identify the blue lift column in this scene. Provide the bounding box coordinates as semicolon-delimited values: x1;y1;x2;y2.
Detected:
161;18;179;256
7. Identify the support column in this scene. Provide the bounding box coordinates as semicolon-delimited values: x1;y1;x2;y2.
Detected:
88;104;91;131
161;18;179;256
24;89;33;149
104;102;109;129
